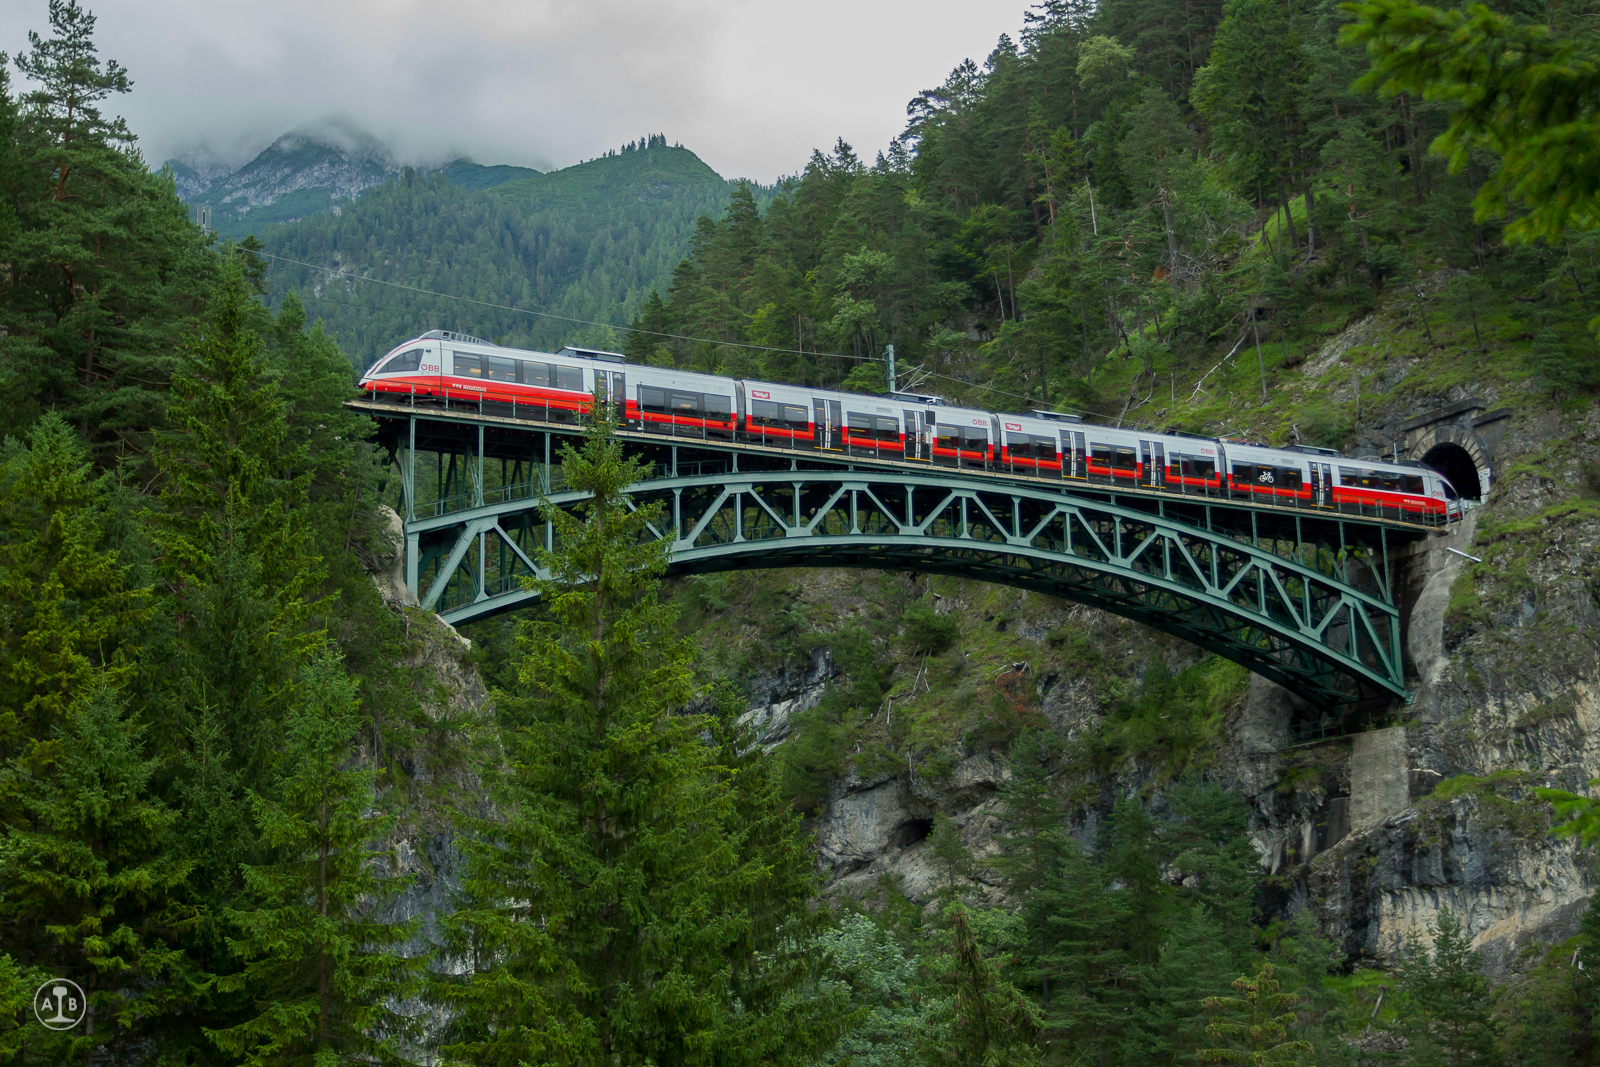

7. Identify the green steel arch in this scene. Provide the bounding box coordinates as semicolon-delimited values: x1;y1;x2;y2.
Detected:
360;400;1423;711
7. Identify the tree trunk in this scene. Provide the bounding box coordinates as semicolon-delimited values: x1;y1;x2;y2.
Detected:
1279;187;1299;252
1302;179;1317;258
1161;185;1180;290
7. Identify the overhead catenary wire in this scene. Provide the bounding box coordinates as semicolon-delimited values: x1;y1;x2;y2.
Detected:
239;245;1112;419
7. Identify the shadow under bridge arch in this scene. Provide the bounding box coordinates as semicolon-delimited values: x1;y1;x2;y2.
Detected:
418;470;1406;711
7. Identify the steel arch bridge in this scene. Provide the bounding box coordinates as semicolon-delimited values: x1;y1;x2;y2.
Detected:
356;399;1434;712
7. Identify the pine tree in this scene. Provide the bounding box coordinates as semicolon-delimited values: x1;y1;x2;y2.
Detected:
204;647;423;1067
1197;962;1314;1066
2;0;213;450
437;407;819;1067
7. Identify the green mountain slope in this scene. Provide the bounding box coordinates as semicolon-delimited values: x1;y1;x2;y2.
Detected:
257;144;753;368
437;158;542;190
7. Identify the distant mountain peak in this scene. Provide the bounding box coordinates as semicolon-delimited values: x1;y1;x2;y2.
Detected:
272;116;394;164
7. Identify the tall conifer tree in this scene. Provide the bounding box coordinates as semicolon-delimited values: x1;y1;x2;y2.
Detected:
205;648;423;1067
438;404;818;1066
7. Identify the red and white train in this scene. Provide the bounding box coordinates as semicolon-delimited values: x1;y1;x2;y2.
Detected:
360;330;1465;524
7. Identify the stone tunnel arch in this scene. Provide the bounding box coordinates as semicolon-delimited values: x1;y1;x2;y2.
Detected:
1410;424;1490;500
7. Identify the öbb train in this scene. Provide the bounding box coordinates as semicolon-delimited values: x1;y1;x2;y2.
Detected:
360;330;1465;525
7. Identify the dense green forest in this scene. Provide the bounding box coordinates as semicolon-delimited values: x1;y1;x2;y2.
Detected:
0;0;1597;1065
624;0;1598;439
257;139;766;371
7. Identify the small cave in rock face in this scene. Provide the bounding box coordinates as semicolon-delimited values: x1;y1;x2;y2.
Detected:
1422;442;1481;501
891;818;933;848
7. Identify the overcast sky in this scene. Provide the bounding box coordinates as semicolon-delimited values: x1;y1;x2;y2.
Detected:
1;0;1025;182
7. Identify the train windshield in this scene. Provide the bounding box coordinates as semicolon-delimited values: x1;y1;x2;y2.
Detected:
383;348;424;374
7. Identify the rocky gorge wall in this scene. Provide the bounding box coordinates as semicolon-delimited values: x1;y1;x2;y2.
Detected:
718;398;1597;976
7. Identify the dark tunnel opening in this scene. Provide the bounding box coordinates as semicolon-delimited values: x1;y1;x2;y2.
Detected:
1421;442;1481;501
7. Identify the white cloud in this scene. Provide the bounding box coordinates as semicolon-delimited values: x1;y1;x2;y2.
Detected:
0;0;1022;181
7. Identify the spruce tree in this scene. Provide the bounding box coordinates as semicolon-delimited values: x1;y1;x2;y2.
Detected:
0;686;190;1067
205;648;423;1067
1529;327;1579;398
992;729;1069;898
919;903;1040;1067
1197;962;1314;1066
150;258;326;793
1393;910;1500;1067
1122;905;1240;1067
0;412;145;756
1023;838;1131;1061
438;406;818;1066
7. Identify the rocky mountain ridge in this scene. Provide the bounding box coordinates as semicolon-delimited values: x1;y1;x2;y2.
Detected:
166;118;541;237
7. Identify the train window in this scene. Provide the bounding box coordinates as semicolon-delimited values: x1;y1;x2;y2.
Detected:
1007;433;1056;459
962;427;989;450
524;363;551;388
751;399;783;426
704;394;732;419
848;412;899;439
484;356;518;381
639;386;666;413
1401;474;1425;494
1339;466;1377;489
783;404;809;428
387;348;423;373
454;353;483;377
935;426;962;451
1278;467;1303;490
1176;455;1215;479
1379;471;1401;492
1232;462;1257;483
671;392;699;413
554;365;584;391
1090;443;1135;469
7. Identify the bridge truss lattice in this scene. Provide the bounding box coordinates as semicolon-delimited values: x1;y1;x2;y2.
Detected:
360;400;1428;712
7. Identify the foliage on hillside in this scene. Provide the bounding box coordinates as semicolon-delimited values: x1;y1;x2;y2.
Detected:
256;142;768;370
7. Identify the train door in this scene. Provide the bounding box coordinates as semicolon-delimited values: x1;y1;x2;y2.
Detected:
1310;463;1324;507
814;399;842;451
1061;429;1083;479
905;410;930;461
594;370;626;420
1320;463;1334;508
1141;441;1165;488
